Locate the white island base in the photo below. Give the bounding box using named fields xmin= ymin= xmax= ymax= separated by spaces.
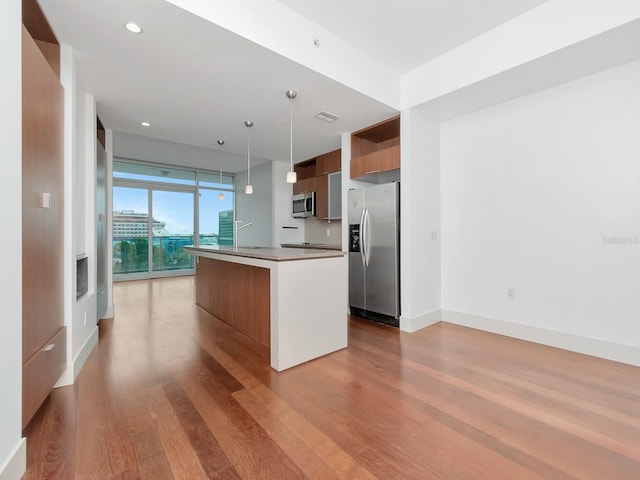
xmin=185 ymin=246 xmax=348 ymax=371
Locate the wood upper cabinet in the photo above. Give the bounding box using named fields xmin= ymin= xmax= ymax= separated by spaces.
xmin=292 ymin=176 xmax=314 ymax=195
xmin=292 ymin=149 xmax=341 ymax=219
xmin=292 ymin=158 xmax=316 ymax=195
xmin=351 ymin=116 xmax=400 ymax=180
xmin=315 ymin=149 xmax=341 ymax=175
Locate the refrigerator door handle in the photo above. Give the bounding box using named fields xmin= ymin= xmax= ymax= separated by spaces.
xmin=359 ymin=208 xmax=366 ymax=267
xmin=364 ymin=208 xmax=371 ymax=266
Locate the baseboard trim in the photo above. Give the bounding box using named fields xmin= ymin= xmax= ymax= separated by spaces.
xmin=442 ymin=309 xmax=640 ymax=367
xmin=73 ymin=325 xmax=99 ymax=381
xmin=55 ymin=325 xmax=99 ymax=387
xmin=400 ymin=309 xmax=442 ymax=333
xmin=0 ymin=437 xmax=26 ymax=480
xmin=102 ymin=304 xmax=114 ymax=320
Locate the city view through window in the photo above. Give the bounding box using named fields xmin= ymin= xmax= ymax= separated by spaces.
xmin=112 ymin=161 xmax=234 ymax=278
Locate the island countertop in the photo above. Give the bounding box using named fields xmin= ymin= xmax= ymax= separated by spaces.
xmin=185 ymin=244 xmax=348 ymax=372
xmin=184 ymin=245 xmax=345 ymax=262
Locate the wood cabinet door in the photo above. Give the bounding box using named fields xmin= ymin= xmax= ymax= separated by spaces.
xmin=22 ymin=326 xmax=66 ymax=428
xmin=350 ymin=155 xmax=369 ymax=179
xmin=316 ymin=149 xmax=341 ymax=175
xmin=315 ymin=175 xmax=329 ymax=219
xmin=22 ymin=27 xmax=64 ymax=363
xmin=350 ymin=143 xmax=400 ymax=179
xmin=292 ymin=177 xmax=312 ymax=195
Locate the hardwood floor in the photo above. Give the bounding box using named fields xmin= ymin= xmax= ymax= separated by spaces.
xmin=23 ymin=276 xmax=640 ymax=479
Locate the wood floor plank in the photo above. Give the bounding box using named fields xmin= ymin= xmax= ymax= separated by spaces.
xmin=162 ymin=380 xmax=240 ymax=479
xmin=351 ymin=337 xmax=640 ymax=458
xmin=196 ymin=346 xmax=245 ymax=393
xmin=22 ymin=277 xmax=640 ymax=480
xmin=194 ymin=344 xmax=379 ymax=480
xmin=417 ymin=341 xmax=640 ymax=432
xmin=312 ymin=355 xmax=559 ymax=480
xmin=315 ymin=348 xmax=578 ymax=480
xmin=232 ymin=388 xmax=341 ymax=479
xmin=183 ymin=362 xmax=308 ymax=480
xmin=130 ymin=428 xmax=175 ymax=480
xmin=345 ymin=331 xmax=639 ymax=479
xmin=141 ymin=383 xmax=210 ymax=480
xmin=432 ymin=323 xmax=640 ymax=403
xmin=73 ymin=347 xmax=121 ymax=479
xmin=22 ymin=387 xmax=77 ymax=480
xmin=110 ymin=466 xmax=142 ymax=479
xmin=178 ymin=372 xmax=289 ymax=480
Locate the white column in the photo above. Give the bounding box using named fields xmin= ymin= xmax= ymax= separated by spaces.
xmin=399 ymin=107 xmax=442 ymax=332
xmin=0 ymin=0 xmax=27 ymax=477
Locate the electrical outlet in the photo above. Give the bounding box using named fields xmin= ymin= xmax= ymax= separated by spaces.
xmin=83 ymin=311 xmax=87 ymax=326
xmin=326 ymin=228 xmax=331 ymax=237
xmin=431 ymin=231 xmax=438 ymax=242
xmin=507 ymin=288 xmax=515 ymax=300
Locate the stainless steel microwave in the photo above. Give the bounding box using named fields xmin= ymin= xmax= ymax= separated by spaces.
xmin=292 ymin=192 xmax=316 ymax=218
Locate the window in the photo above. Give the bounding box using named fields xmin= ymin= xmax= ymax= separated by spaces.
xmin=112 ymin=159 xmax=235 ymax=280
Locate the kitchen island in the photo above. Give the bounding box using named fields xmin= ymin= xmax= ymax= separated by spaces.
xmin=184 ymin=246 xmax=348 ymax=371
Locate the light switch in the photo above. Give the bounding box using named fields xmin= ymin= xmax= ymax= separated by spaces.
xmin=41 ymin=192 xmax=51 ymax=208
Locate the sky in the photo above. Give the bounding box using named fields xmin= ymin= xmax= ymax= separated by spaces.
xmin=113 ymin=186 xmax=234 ymax=235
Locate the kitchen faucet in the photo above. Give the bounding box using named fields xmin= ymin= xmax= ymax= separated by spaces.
xmin=234 ymin=220 xmax=252 ymax=250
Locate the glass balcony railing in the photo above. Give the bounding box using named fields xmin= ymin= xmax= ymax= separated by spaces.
xmin=113 ymin=237 xmax=149 ymax=275
xmin=152 ymin=235 xmax=195 ymax=272
xmin=113 ymin=235 xmax=198 ymax=275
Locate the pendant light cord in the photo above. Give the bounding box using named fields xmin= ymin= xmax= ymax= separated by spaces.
xmin=290 ymin=95 xmax=293 ymax=172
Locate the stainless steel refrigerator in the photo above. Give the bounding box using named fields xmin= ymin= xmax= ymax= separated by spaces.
xmin=348 ymin=182 xmax=400 ymax=326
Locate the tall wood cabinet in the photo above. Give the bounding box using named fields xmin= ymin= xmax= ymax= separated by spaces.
xmin=21 ymin=0 xmax=66 ymax=429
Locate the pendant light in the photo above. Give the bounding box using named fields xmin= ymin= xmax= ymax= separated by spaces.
xmin=286 ymin=90 xmax=297 ymax=183
xmin=216 ymin=140 xmax=225 ymax=200
xmin=244 ymin=120 xmax=254 ymax=195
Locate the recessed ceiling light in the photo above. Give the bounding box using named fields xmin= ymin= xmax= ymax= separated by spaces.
xmin=125 ymin=22 xmax=143 ymax=34
xmin=141 ymin=122 xmax=150 ymax=127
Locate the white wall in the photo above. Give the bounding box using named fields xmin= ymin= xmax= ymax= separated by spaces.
xmin=236 ymin=162 xmax=274 ymax=246
xmin=400 ymin=108 xmax=442 ymax=332
xmin=0 ymin=0 xmax=26 ymax=478
xmin=71 ymin=91 xmax=99 ymax=376
xmin=441 ymin=60 xmax=640 ymax=363
xmin=272 ymin=161 xmax=305 ymax=246
xmin=57 ymin=48 xmax=100 ymax=386
xmin=114 ymin=131 xmax=250 ymax=173
xmin=304 ymin=219 xmax=341 ymax=246
xmin=401 ymin=0 xmax=640 ymax=109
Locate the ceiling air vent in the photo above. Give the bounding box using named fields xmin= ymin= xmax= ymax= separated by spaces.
xmin=314 ymin=111 xmax=341 ymax=123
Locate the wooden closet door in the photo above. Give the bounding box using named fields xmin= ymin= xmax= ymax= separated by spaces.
xmin=21 ymin=25 xmax=65 ymax=428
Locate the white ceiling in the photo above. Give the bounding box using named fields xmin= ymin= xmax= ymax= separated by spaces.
xmin=277 ymin=0 xmax=549 ymax=73
xmin=38 ymin=0 xmax=548 ymax=172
